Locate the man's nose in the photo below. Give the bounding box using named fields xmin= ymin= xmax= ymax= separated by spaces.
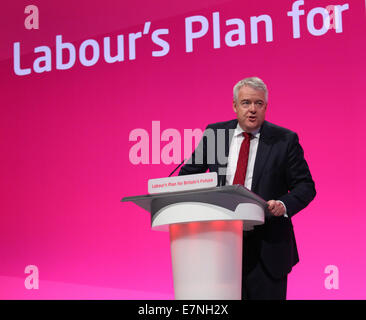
xmin=249 ymin=104 xmax=256 ymax=112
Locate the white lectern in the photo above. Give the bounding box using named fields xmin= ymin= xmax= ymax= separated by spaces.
xmin=122 ymin=184 xmax=267 ymax=300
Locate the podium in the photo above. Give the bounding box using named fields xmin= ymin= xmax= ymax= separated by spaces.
xmin=122 ymin=184 xmax=267 ymax=300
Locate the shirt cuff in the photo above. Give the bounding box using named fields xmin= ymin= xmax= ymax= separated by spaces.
xmin=277 ymin=200 xmax=288 ymax=218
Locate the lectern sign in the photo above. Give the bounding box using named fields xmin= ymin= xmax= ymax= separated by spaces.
xmin=148 ymin=172 xmax=217 ymax=194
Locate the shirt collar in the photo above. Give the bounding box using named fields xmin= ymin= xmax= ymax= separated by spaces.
xmin=234 ymin=123 xmax=261 ymax=138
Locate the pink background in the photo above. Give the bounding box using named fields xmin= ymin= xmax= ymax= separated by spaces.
xmin=1 ymin=0 xmax=365 ymax=299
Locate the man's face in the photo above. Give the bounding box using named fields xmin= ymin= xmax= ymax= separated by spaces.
xmin=233 ymin=85 xmax=267 ymax=133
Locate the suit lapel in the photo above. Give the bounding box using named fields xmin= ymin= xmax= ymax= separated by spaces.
xmin=224 ymin=120 xmax=237 ymax=158
xmin=251 ymin=121 xmax=275 ymax=193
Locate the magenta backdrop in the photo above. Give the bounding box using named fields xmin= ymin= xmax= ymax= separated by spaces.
xmin=1 ymin=0 xmax=365 ymax=299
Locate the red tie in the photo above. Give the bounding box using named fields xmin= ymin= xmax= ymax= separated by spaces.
xmin=233 ymin=132 xmax=252 ymax=185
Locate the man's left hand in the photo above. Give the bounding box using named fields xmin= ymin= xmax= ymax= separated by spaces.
xmin=267 ymin=200 xmax=286 ymax=216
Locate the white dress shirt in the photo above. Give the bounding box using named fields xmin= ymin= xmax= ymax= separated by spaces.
xmin=225 ymin=123 xmax=287 ymax=217
xmin=226 ymin=124 xmax=260 ymax=188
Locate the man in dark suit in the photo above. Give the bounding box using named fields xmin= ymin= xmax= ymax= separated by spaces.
xmin=178 ymin=77 xmax=316 ymax=300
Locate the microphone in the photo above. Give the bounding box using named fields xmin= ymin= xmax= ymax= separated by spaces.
xmin=168 ymin=159 xmax=186 ymax=177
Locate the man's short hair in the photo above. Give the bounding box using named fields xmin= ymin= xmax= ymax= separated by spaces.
xmin=233 ymin=77 xmax=268 ymax=103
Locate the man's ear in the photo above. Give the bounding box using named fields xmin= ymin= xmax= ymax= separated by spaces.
xmin=232 ymin=100 xmax=237 ymax=113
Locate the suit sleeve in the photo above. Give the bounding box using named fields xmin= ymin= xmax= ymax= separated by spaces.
xmin=179 ymin=126 xmax=209 ymax=176
xmin=278 ymin=133 xmax=316 ymax=217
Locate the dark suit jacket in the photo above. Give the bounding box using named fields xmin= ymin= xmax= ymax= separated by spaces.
xmin=179 ymin=119 xmax=316 ymax=279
